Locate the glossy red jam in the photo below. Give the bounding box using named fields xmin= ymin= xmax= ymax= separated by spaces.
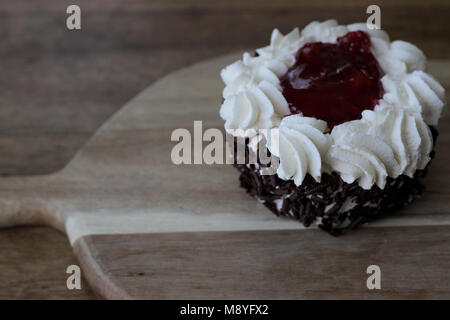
xmin=280 ymin=31 xmax=384 ymax=129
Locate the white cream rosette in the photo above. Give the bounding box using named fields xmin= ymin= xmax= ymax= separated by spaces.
xmin=326 ymin=104 xmax=433 ymax=189
xmin=219 ymin=20 xmax=445 ymax=189
xmin=267 ymin=115 xmax=331 ymax=185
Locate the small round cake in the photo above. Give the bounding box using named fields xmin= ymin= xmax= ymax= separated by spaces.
xmin=219 ymin=20 xmax=446 ymax=235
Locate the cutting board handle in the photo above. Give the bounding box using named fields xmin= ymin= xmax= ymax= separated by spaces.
xmin=0 ymin=175 xmax=61 ymax=230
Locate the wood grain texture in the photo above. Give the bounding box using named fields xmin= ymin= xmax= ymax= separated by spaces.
xmin=74 ymin=227 xmax=450 ymax=299
xmin=0 ymin=226 xmax=95 ymax=299
xmin=1 ymin=0 xmax=449 ymax=299
xmin=1 ymin=0 xmax=449 ymax=175
xmin=0 ymin=54 xmax=449 ymax=231
xmin=0 ymin=53 xmax=300 ymax=233
xmin=0 ymin=54 xmax=449 ymax=299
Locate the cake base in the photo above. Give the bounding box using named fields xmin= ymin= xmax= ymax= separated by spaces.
xmin=234 ymin=128 xmax=437 ymax=235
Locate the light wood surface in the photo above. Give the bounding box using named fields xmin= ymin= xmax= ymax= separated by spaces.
xmin=1 ymin=0 xmax=449 ymax=299
xmin=0 ymin=226 xmax=95 ymax=299
xmin=75 ymin=226 xmax=450 ymax=299
xmin=0 ymin=54 xmax=449 ymax=299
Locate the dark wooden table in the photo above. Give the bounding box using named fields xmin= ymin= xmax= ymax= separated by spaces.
xmin=1 ymin=0 xmax=449 ymax=299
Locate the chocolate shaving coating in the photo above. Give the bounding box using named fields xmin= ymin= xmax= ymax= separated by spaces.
xmin=233 ymin=127 xmax=438 ymax=236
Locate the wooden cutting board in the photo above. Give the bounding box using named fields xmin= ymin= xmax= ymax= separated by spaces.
xmin=1 ymin=53 xmax=449 ymax=299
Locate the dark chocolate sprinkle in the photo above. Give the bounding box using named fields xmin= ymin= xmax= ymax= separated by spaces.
xmin=232 ymin=128 xmax=437 ymax=235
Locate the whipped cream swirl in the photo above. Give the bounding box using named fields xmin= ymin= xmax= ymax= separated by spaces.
xmin=219 ymin=20 xmax=445 ymax=188
xmin=326 ymin=104 xmax=433 ymax=189
xmin=267 ymin=115 xmax=331 ymax=184
xmin=220 ymin=80 xmax=289 ymax=136
xmin=347 ymin=22 xmax=445 ymax=125
xmin=301 ymin=20 xmax=349 ymax=43
xmin=256 ymin=28 xmax=304 ymax=66
xmin=221 ymin=53 xmax=287 ymax=99
xmin=382 ymin=71 xmax=445 ymax=126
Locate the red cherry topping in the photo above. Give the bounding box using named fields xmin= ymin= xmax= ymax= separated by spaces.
xmin=281 ymin=31 xmax=384 ymax=129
